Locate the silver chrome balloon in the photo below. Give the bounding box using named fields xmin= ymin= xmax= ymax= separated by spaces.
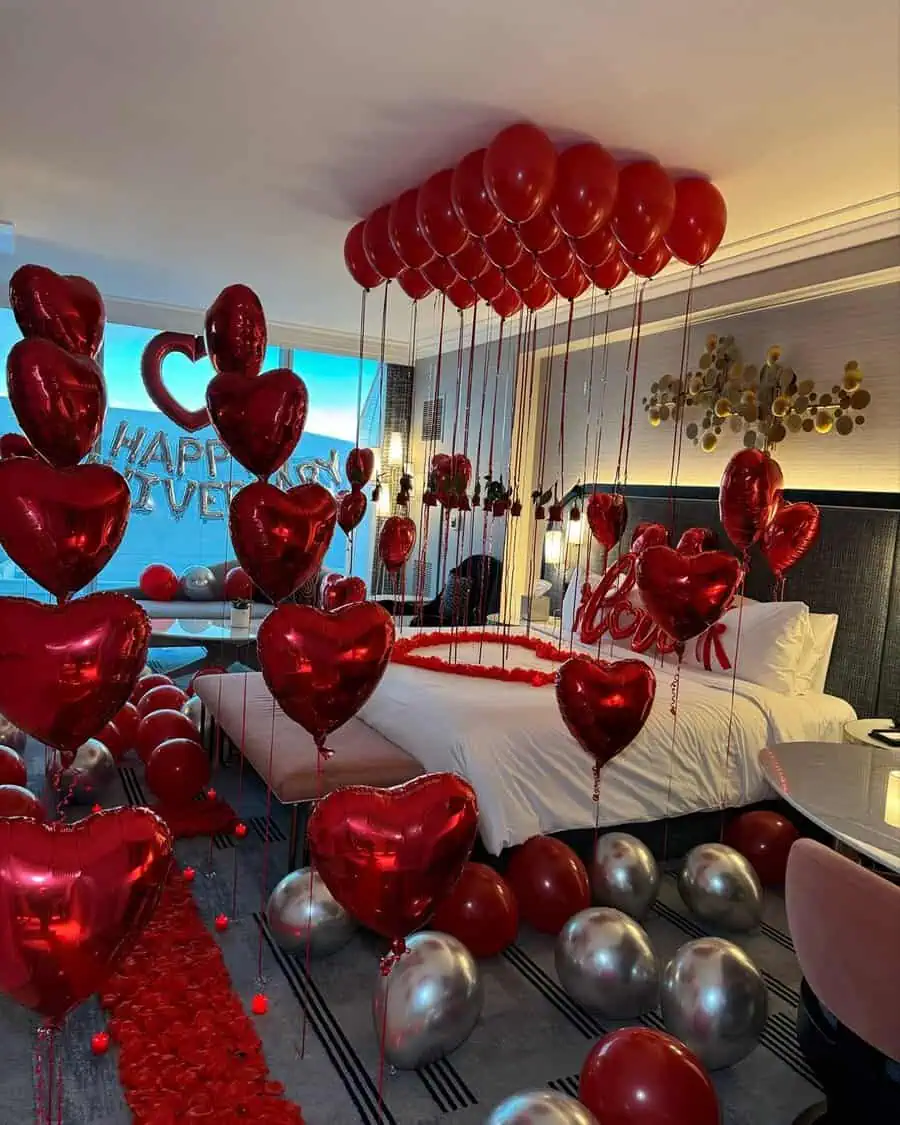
xmin=53 ymin=739 xmax=116 ymax=805
xmin=591 ymin=832 xmax=660 ymax=920
xmin=266 ymin=868 xmax=357 ymax=958
xmin=555 ymin=907 xmax=659 ymax=1018
xmin=372 ymin=931 xmax=483 ymax=1069
xmin=181 ymin=564 xmax=217 ymax=601
xmin=181 ymin=695 xmax=203 ymax=731
xmin=0 ymin=714 xmax=27 ymax=754
xmin=678 ymin=843 xmax=763 ymax=931
xmin=661 ymin=936 xmax=768 ymax=1069
xmin=485 ymin=1090 xmax=599 ymax=1125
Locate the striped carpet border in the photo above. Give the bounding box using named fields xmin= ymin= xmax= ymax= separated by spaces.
xmin=547 ymin=1074 xmax=580 ymax=1098
xmin=502 ymin=945 xmax=607 ymax=1040
xmin=655 ymin=885 xmax=795 ymax=953
xmin=214 ymin=814 xmax=287 ymax=851
xmin=416 ymin=1056 xmax=478 ymax=1113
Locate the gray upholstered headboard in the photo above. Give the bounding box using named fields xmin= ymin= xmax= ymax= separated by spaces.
xmin=566 ymin=485 xmax=900 ymax=719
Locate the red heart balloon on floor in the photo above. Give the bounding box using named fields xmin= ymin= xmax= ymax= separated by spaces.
xmin=337 ymin=488 xmax=367 ymax=534
xmin=230 ymin=481 xmax=336 ymax=603
xmin=321 ymin=576 xmax=367 ymax=611
xmin=556 ymin=654 xmax=656 ymax=769
xmin=676 ymin=526 xmax=718 ymax=555
xmin=207 ymin=368 xmax=308 ymax=479
xmin=308 ymin=773 xmax=478 ymax=942
xmin=587 ymin=492 xmax=628 ymax=550
xmin=719 ymin=448 xmax=783 ymax=550
xmin=631 ymin=521 xmax=669 ymax=555
xmin=346 ymin=447 xmax=375 ymax=487
xmin=7 ymin=338 xmax=107 ymax=467
xmin=378 ymin=515 xmax=416 ymax=573
xmin=0 ymin=433 xmax=38 ymax=460
xmin=258 ymin=601 xmax=395 ymax=746
xmin=761 ymin=498 xmax=820 ymax=578
xmin=0 ymin=593 xmax=150 ymax=750
xmin=9 ymin=264 xmax=106 ymax=358
xmin=636 ymin=545 xmax=742 ymax=644
xmin=0 ymin=808 xmax=172 ymax=1021
xmin=204 ymin=284 xmax=267 ymax=378
xmin=0 ymin=459 xmax=130 ymax=599
xmin=140 ymin=331 xmax=210 ymax=432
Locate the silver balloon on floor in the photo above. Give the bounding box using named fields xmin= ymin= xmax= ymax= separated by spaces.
xmin=181 ymin=564 xmax=217 ymax=600
xmin=267 ymin=868 xmax=357 ymax=957
xmin=373 ymin=931 xmax=483 ymax=1069
xmin=0 ymin=714 xmax=26 ymax=754
xmin=182 ymin=695 xmax=203 ymax=731
xmin=677 ymin=843 xmax=763 ymax=931
xmin=661 ymin=936 xmax=768 ymax=1069
xmin=52 ymin=739 xmax=116 ymax=805
xmin=485 ymin=1090 xmax=599 ymax=1125
xmin=591 ymin=832 xmax=660 ymax=920
xmin=555 ymin=907 xmax=659 ymax=1019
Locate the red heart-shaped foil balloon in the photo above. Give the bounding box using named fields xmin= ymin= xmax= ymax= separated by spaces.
xmin=0 ymin=459 xmax=130 ymax=599
xmin=229 ymin=481 xmax=337 ymax=603
xmin=346 ymin=447 xmax=375 ymax=487
xmin=631 ymin=521 xmax=670 ymax=555
xmin=676 ymin=526 xmax=718 ymax=555
xmin=258 ymin=601 xmax=395 ymax=746
xmin=636 ymin=545 xmax=742 ymax=644
xmin=204 ymin=284 xmax=267 ymax=378
xmin=337 ymin=488 xmax=367 ymax=534
xmin=321 ymin=575 xmax=367 ymax=611
xmin=587 ymin=492 xmax=628 ymax=550
xmin=0 ymin=433 xmax=38 ymax=460
xmin=140 ymin=331 xmax=210 ymax=432
xmin=719 ymin=448 xmax=783 ymax=551
xmin=308 ymin=773 xmax=478 ymax=942
xmin=0 ymin=808 xmax=172 ymax=1021
xmin=9 ymin=264 xmax=106 ymax=358
xmin=761 ymin=498 xmax=820 ymax=578
xmin=0 ymin=593 xmax=150 ymax=750
xmin=207 ymin=368 xmax=308 ymax=479
xmin=431 ymin=453 xmax=472 ymax=502
xmin=7 ymin=338 xmax=107 ymax=467
xmin=378 ymin=515 xmax=417 ymax=573
xmin=556 ymin=654 xmax=656 ymax=769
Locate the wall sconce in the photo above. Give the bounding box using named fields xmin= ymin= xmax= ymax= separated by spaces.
xmin=566 ymin=514 xmax=584 ymax=544
xmin=388 ymin=431 xmax=404 ymax=467
xmin=885 ymin=770 xmax=900 ymax=829
xmin=372 ymin=449 xmax=382 ymax=478
xmin=377 ymin=482 xmax=392 ymax=517
xmin=544 ymin=526 xmax=563 ymax=566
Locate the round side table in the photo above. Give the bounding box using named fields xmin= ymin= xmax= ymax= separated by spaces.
xmin=843 ymin=718 xmax=896 ymax=748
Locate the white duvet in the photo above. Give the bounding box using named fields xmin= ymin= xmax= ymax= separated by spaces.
xmin=359 ymin=627 xmax=855 ymax=854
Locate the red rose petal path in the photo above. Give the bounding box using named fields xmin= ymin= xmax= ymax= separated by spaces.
xmin=391 ymin=629 xmax=571 ymax=686
xmin=102 ymin=870 xmax=304 ymax=1125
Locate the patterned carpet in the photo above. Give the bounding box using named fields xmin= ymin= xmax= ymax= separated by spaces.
xmin=0 ymin=742 xmax=822 ymax=1125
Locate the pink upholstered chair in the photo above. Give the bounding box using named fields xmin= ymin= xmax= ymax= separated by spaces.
xmin=785 ymin=839 xmax=900 ymax=1123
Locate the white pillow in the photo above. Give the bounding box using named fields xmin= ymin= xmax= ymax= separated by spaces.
xmin=796 ymin=612 xmax=839 ymax=694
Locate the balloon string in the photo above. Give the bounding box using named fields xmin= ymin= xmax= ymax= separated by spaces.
xmin=720 ymin=562 xmax=748 ymax=815
xmin=620 ymin=285 xmax=645 ymax=490
xmin=376 ymin=966 xmax=393 ymax=1122
xmin=486 ymin=318 xmax=505 ymax=481
xmin=256 ymin=695 xmax=279 ymax=981
xmin=662 ymin=652 xmax=683 ymax=863
xmin=299 ymin=748 xmax=325 ymax=1059
xmin=613 ymin=281 xmax=640 ymax=491
xmin=413 ymin=295 xmax=445 ymax=622
xmin=558 ymin=299 xmax=575 ymax=495
xmin=668 ymin=270 xmax=695 ymax=528
xmin=592 ymin=763 xmax=602 ymax=853
xmin=34 ymin=1026 xmax=48 ymax=1125
xmin=230 ymin=670 xmax=250 ymax=919
xmin=349 ymin=289 xmax=368 ymax=577
xmin=448 ymin=311 xmax=466 ymax=464
xmin=55 ymin=1027 xmax=62 ymax=1125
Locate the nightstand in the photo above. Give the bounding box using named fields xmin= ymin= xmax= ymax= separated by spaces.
xmin=843 ymin=718 xmax=896 ymax=748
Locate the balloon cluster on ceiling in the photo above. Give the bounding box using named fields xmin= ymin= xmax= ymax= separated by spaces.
xmin=344 ymin=122 xmax=727 ymax=315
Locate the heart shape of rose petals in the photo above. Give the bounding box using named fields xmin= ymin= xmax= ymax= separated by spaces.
xmin=9 ymin=264 xmax=106 ymax=358
xmin=141 ymin=331 xmax=210 ymax=432
xmin=0 ymin=593 xmax=150 ymax=750
xmin=719 ymin=448 xmax=783 ymax=551
xmin=321 ymin=575 xmax=367 ymax=611
xmin=0 ymin=459 xmax=130 ymax=598
xmin=337 ymin=488 xmax=367 ymax=534
xmin=229 ymin=481 xmax=337 ymax=603
xmin=556 ymin=654 xmax=656 ymax=769
xmin=761 ymin=498 xmax=820 ymax=578
xmin=308 ymin=773 xmax=478 ymax=942
xmin=204 ymin=284 xmax=267 ymax=378
xmin=258 ymin=601 xmax=395 ymax=745
xmin=346 ymin=447 xmax=375 ymax=487
xmin=636 ymin=545 xmax=743 ymax=644
xmin=587 ymin=491 xmax=628 ymax=550
xmin=378 ymin=515 xmax=417 ymax=572
xmin=0 ymin=809 xmax=172 ymax=1021
xmin=676 ymin=526 xmax=718 ymax=555
xmin=7 ymin=338 xmax=107 ymax=467
xmin=206 ymin=368 xmax=308 ymax=479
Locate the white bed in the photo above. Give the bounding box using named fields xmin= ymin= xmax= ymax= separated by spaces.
xmin=358 ymin=626 xmax=855 ymax=854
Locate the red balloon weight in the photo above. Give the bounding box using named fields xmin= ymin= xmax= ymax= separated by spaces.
xmin=0 ymin=459 xmax=129 ymax=599
xmin=97 ymin=721 xmax=126 ymax=762
xmin=137 ymin=684 xmax=189 ymax=721
xmin=0 ymin=594 xmax=149 ymax=752
xmin=632 ymin=521 xmax=669 ymax=554
xmin=472 ymin=263 xmax=506 ymax=303
xmin=9 ymin=264 xmax=105 ymax=358
xmin=451 ymin=150 xmax=503 ymax=238
xmin=611 ymin=161 xmax=677 ymax=257
xmin=140 ymin=330 xmax=210 ymax=432
xmin=587 ymin=491 xmax=628 ymax=550
xmin=483 ymin=224 xmax=525 ymax=270
xmin=230 ymin=480 xmax=337 ymax=604
xmin=363 ymin=205 xmax=404 ymax=280
xmin=556 ymin=655 xmax=656 ymax=769
xmin=538 ymin=239 xmax=576 ymax=282
xmin=621 ymin=238 xmax=672 ymax=279
xmin=130 ymin=673 xmax=173 ymax=704
xmin=113 ymin=702 xmax=141 ymax=749
xmin=551 ymin=143 xmax=618 ymax=239
xmin=344 ymin=221 xmax=383 ymax=289
xmin=0 ymin=433 xmax=38 ymax=460
xmin=204 ymin=284 xmax=267 ymax=379
xmin=665 ymin=178 xmax=727 ymax=266
xmin=388 ymin=189 xmax=435 ymax=270
xmin=554 ymin=262 xmax=590 ymax=301
xmin=724 ymin=810 xmax=799 ymax=886
xmin=379 ymin=515 xmax=417 ymax=572
xmin=718 ymin=448 xmax=783 ymax=550
xmin=586 ymin=255 xmax=630 ymax=292
xmin=258 ymin=602 xmax=395 ymax=746
xmin=0 ymin=745 xmax=27 ymax=787
xmin=146 ymin=738 xmax=211 ymax=805
xmin=450 ymin=240 xmax=490 ymax=283
xmin=447 ymin=277 xmax=477 ymax=310
xmin=484 ymin=123 xmax=557 ymax=224
xmin=308 ymin=772 xmax=478 ymax=942
xmin=491 ymin=285 xmax=523 ymax=320
xmin=396 ymin=268 xmax=434 ymax=301
xmin=636 ymin=545 xmax=743 ymax=643
xmin=337 ymin=488 xmax=368 ymax=534
xmin=677 ymin=527 xmax=718 ymax=555
xmin=0 ymin=784 xmax=44 ymax=821
xmin=207 ymin=368 xmax=308 ymax=480
xmin=506 ymin=836 xmax=589 ymax=934
xmin=6 ymin=338 xmax=106 ymax=468
xmin=224 ymin=565 xmax=254 ymax=601
xmin=417 ymin=170 xmax=470 ymax=259
xmin=761 ymin=499 xmax=820 ymax=578
xmin=520 ymin=275 xmax=555 ymax=310
xmin=346 ymin=447 xmax=375 ymax=487
xmin=136 ymin=709 xmax=201 ymax=766
xmin=580 ymin=1028 xmax=720 ymax=1125
xmin=139 ymin=563 xmax=179 ymax=601
xmin=0 ymin=809 xmax=172 ymax=1020
xmin=321 ymin=575 xmax=367 ymax=611
xmin=430 ymin=862 xmax=519 ymax=957
xmin=422 ymin=256 xmax=458 ymax=293
xmin=518 ymin=209 xmax=562 ymax=254
xmin=504 ymin=253 xmax=540 ymax=294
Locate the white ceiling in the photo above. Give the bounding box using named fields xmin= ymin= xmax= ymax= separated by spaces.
xmin=1 ymin=0 xmax=898 ymax=346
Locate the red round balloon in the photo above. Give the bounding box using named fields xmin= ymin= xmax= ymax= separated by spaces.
xmin=344 ymin=221 xmax=383 ymax=289
xmin=146 ymin=738 xmax=210 ymax=805
xmin=223 ymin=565 xmax=253 ymax=601
xmin=363 ymin=205 xmax=404 ymax=280
xmin=0 ymin=433 xmax=38 ymax=460
xmin=422 ymin=256 xmax=458 ymax=293
xmin=472 ymin=263 xmax=506 ymax=303
xmin=136 ymin=710 xmax=201 ymax=766
xmin=505 ymin=836 xmax=590 ymax=934
xmin=96 ymin=721 xmax=126 ymax=762
xmin=0 ymin=745 xmax=27 ymax=787
xmin=447 ymin=277 xmax=477 ymax=311
xmin=0 ymin=783 xmax=44 ymax=821
xmin=504 ymin=253 xmax=540 ymax=294
xmin=586 ymin=255 xmax=630 ymax=292
xmin=518 ymin=209 xmax=562 ymax=254
xmin=396 ymin=267 xmax=434 ymax=301
xmin=621 ymin=238 xmax=672 ymax=279
xmin=136 ymin=684 xmax=189 ymax=721
xmin=388 ymin=189 xmax=435 ymax=270
xmin=573 ymin=224 xmax=618 ymax=269
xmin=113 ymin=702 xmax=141 ymax=749
xmin=139 ymin=564 xmax=179 ymax=601
xmin=450 ymin=240 xmax=490 ymax=282
xmin=130 ymin=673 xmax=172 ymax=704
xmin=553 ymin=262 xmax=590 ymax=302
xmin=538 ymin=239 xmax=576 ymax=282
xmin=483 ymin=224 xmax=525 ymax=270
xmin=611 ymin=161 xmax=676 ymax=257
xmin=580 ymin=1027 xmax=720 ymax=1125
xmin=551 ymin=143 xmax=618 ymax=239
xmin=491 ymin=285 xmax=523 ymax=320
xmin=719 ymin=448 xmax=783 ymax=551
xmin=417 ymin=170 xmax=470 ymax=259
xmin=430 ymin=862 xmax=519 ymax=957
xmin=451 ymin=150 xmax=503 ymax=238
xmin=520 ymin=275 xmax=555 ymax=310
xmin=665 ymin=178 xmax=727 ymax=266
xmin=724 ymin=810 xmax=799 ymax=886
xmin=484 ymin=123 xmax=557 ymax=224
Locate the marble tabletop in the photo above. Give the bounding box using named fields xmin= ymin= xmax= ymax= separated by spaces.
xmin=149 ymin=617 xmax=261 ymax=645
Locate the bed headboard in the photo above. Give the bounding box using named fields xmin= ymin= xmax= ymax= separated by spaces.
xmin=567 ymin=485 xmax=900 ymax=719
